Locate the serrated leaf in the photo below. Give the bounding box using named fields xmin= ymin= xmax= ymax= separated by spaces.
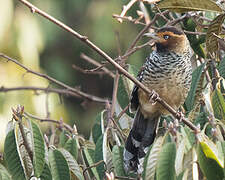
xmin=112 ymin=145 xmax=126 ymax=177
xmin=40 ymin=163 xmax=52 ymax=180
xmin=197 ymin=141 xmax=224 ymax=180
xmin=94 ymin=135 xmax=104 ymax=179
xmin=144 ymin=136 xmax=164 ymax=180
xmin=83 ymin=148 xmax=100 ymax=180
xmin=211 ymin=84 xmax=225 ymax=120
xmin=59 ymin=149 xmax=84 ymax=180
xmin=185 ymin=63 xmax=205 ymax=112
xmin=206 ymin=14 xmax=225 ymax=59
xmin=156 ymin=142 xmax=176 ymax=180
xmin=0 ymin=163 xmax=11 ymax=180
xmin=157 ymin=0 xmax=222 ymax=13
xmin=4 ymin=130 xmax=26 ymax=180
xmin=48 ymin=149 xmax=70 ymax=180
xmin=183 ymin=149 xmax=194 ymax=180
xmin=175 ymin=139 xmax=186 ymax=175
xmin=218 ymin=58 xmax=225 ymax=78
xmin=64 ymin=138 xmax=78 ymax=160
xmin=29 ymin=120 xmax=45 ymax=177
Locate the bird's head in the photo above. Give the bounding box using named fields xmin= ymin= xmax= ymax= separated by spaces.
xmin=145 ymin=26 xmax=190 ymax=54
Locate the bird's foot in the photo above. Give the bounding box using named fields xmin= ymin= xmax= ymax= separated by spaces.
xmin=149 ymin=90 xmax=159 ymax=105
xmin=175 ymin=111 xmax=184 ymax=122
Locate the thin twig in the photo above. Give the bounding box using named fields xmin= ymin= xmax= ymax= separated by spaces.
xmin=72 ymin=64 xmax=108 ymax=76
xmin=83 ymin=160 xmax=104 ymax=178
xmin=24 ymin=112 xmax=73 ymax=133
xmin=17 ymin=0 xmax=199 ymax=133
xmin=80 ymin=53 xmax=115 ymax=78
xmin=0 ymin=53 xmax=108 ymax=104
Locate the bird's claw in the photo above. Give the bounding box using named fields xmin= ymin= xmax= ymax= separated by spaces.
xmin=176 ymin=111 xmax=184 ymax=122
xmin=149 ymin=90 xmax=159 ymax=105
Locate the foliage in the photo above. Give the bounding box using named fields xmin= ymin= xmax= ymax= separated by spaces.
xmin=1 ymin=0 xmax=225 ymax=179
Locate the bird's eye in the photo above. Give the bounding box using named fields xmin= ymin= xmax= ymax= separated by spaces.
xmin=163 ymin=35 xmax=170 ymax=40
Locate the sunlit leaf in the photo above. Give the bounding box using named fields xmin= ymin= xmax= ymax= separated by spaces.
xmin=4 ymin=130 xmax=26 ymax=180
xmin=157 ymin=0 xmax=222 ymax=13
xmin=103 ymin=128 xmax=112 ymax=171
xmin=144 ymin=136 xmax=164 ymax=180
xmin=175 ymin=139 xmax=186 ymax=175
xmin=0 ymin=163 xmax=12 ymax=180
xmin=197 ymin=141 xmax=224 ymax=180
xmin=60 ymin=149 xmax=84 ymax=180
xmin=156 ymin=142 xmax=176 ymax=180
xmin=206 ymin=14 xmax=225 ymax=59
xmin=48 ymin=149 xmax=70 ymax=180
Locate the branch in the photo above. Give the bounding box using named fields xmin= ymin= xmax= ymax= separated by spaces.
xmin=0 ymin=54 xmax=108 ymax=104
xmin=17 ymin=0 xmax=199 ymax=133
xmin=24 ymin=112 xmax=74 ymax=133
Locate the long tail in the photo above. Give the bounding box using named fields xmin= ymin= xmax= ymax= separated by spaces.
xmin=123 ymin=108 xmax=159 ymax=174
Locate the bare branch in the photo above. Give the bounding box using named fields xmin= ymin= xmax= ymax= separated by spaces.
xmin=0 ymin=53 xmax=108 ymax=104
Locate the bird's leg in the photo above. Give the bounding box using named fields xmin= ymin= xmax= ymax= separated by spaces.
xmin=175 ymin=111 xmax=184 ymax=122
xmin=148 ymin=90 xmax=159 ymax=105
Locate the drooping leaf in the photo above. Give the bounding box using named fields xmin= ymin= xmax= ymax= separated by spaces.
xmin=29 ymin=120 xmax=45 ymax=177
xmin=59 ymin=149 xmax=84 ymax=180
xmin=92 ymin=111 xmax=104 ymax=144
xmin=144 ymin=136 xmax=164 ymax=180
xmin=156 ymin=142 xmax=176 ymax=180
xmin=64 ymin=138 xmax=78 ymax=160
xmin=112 ymin=145 xmax=126 ymax=177
xmin=39 ymin=163 xmax=52 ymax=180
xmin=206 ymin=14 xmax=225 ymax=59
xmin=83 ymin=148 xmax=100 ymax=180
xmin=48 ymin=149 xmax=70 ymax=180
xmin=197 ymin=141 xmax=224 ymax=180
xmin=185 ymin=63 xmax=205 ymax=112
xmin=175 ymin=139 xmax=186 ymax=175
xmin=157 ymin=0 xmax=222 ymax=13
xmin=211 ymin=84 xmax=225 ymax=120
xmin=4 ymin=130 xmax=26 ymax=180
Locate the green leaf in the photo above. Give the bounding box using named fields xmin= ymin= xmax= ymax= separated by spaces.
xmin=185 ymin=63 xmax=205 ymax=112
xmin=206 ymin=14 xmax=225 ymax=58
xmin=29 ymin=120 xmax=45 ymax=177
xmin=218 ymin=58 xmax=225 ymax=78
xmin=94 ymin=135 xmax=104 ymax=179
xmin=83 ymin=148 xmax=100 ymax=180
xmin=59 ymin=130 xmax=69 ymax=147
xmin=197 ymin=141 xmax=224 ymax=180
xmin=48 ymin=149 xmax=70 ymax=180
xmin=112 ymin=145 xmax=126 ymax=177
xmin=64 ymin=138 xmax=78 ymax=160
xmin=0 ymin=163 xmax=11 ymax=180
xmin=59 ymin=149 xmax=84 ymax=180
xmin=144 ymin=136 xmax=164 ymax=180
xmin=117 ymin=65 xmax=138 ymax=116
xmin=92 ymin=111 xmax=103 ymax=144
xmin=211 ymin=85 xmax=225 ymax=120
xmin=102 ymin=128 xmax=112 ymax=171
xmin=40 ymin=163 xmax=52 ymax=180
xmin=157 ymin=0 xmax=222 ymax=13
xmin=4 ymin=130 xmax=26 ymax=180
xmin=156 ymin=142 xmax=176 ymax=180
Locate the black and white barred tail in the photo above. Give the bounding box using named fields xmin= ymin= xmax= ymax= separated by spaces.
xmin=123 ymin=108 xmax=159 ymax=174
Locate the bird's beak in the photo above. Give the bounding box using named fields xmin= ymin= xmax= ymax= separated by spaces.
xmin=144 ymin=32 xmax=161 ymax=41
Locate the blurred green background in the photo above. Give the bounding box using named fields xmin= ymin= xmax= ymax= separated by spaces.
xmin=0 ymin=0 xmax=150 ymax=148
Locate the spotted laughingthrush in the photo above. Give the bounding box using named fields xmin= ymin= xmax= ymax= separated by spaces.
xmin=123 ymin=26 xmax=193 ymax=173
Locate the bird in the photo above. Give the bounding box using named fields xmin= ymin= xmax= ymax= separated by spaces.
xmin=123 ymin=26 xmax=193 ymax=174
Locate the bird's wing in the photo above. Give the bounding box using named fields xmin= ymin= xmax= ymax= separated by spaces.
xmin=130 ymin=64 xmax=146 ymax=112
